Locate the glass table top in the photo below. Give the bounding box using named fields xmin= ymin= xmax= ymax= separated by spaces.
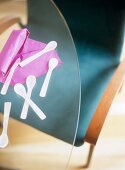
xmin=0 ymin=0 xmax=81 ymax=169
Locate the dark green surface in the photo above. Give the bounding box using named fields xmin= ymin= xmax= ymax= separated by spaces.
xmin=54 ymin=0 xmax=125 ymax=146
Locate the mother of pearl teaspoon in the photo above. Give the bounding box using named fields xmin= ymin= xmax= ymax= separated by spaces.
xmin=40 ymin=58 xmax=58 ymax=97
xmin=19 ymin=41 xmax=57 ymax=67
xmin=0 ymin=102 xmax=11 ymax=148
xmin=20 ymin=75 xmax=36 ymax=119
xmin=14 ymin=83 xmax=46 ymax=120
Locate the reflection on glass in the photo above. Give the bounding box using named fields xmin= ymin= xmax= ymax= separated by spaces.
xmin=0 ymin=0 xmax=80 ymax=169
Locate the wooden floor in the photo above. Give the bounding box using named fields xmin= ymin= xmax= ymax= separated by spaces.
xmin=0 ymin=115 xmax=125 ymax=170
xmin=0 ymin=1 xmax=125 ymax=170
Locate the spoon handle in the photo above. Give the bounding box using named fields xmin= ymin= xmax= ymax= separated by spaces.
xmin=25 ymin=96 xmax=46 ymax=120
xmin=21 ymin=75 xmax=36 ymax=119
xmin=3 ymin=102 xmax=11 ymax=134
xmin=19 ymin=41 xmax=57 ymax=67
xmin=20 ymin=89 xmax=32 ymax=119
xmin=40 ymin=69 xmax=53 ymax=97
xmin=20 ymin=49 xmax=46 ymax=67
xmin=1 ymin=58 xmax=20 ymax=95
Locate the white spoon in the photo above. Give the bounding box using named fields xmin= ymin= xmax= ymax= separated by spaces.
xmin=19 ymin=41 xmax=57 ymax=67
xmin=1 ymin=58 xmax=20 ymax=95
xmin=14 ymin=83 xmax=46 ymax=120
xmin=0 ymin=102 xmax=11 ymax=148
xmin=20 ymin=75 xmax=36 ymax=119
xmin=40 ymin=58 xmax=58 ymax=97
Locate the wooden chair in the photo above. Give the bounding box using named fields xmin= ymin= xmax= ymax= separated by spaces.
xmin=0 ymin=0 xmax=125 ymax=168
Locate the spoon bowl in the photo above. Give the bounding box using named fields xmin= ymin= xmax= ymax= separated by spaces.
xmin=26 ymin=75 xmax=36 ymax=90
xmin=14 ymin=83 xmax=26 ymax=97
xmin=43 ymin=41 xmax=57 ymax=53
xmin=0 ymin=132 xmax=9 ymax=148
xmin=49 ymin=58 xmax=58 ymax=70
xmin=20 ymin=75 xmax=36 ymax=119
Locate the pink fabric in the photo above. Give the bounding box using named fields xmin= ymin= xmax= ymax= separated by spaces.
xmin=0 ymin=29 xmax=62 ymax=85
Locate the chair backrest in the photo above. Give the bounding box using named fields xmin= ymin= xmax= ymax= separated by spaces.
xmin=54 ymin=0 xmax=125 ymax=146
xmin=54 ymin=0 xmax=125 ymax=56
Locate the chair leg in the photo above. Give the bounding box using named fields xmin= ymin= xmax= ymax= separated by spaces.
xmin=0 ymin=114 xmax=3 ymax=127
xmin=83 ymin=144 xmax=95 ymax=168
xmin=0 ymin=121 xmax=2 ymax=127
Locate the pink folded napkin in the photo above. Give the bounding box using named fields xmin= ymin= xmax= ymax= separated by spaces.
xmin=0 ymin=28 xmax=62 ymax=85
